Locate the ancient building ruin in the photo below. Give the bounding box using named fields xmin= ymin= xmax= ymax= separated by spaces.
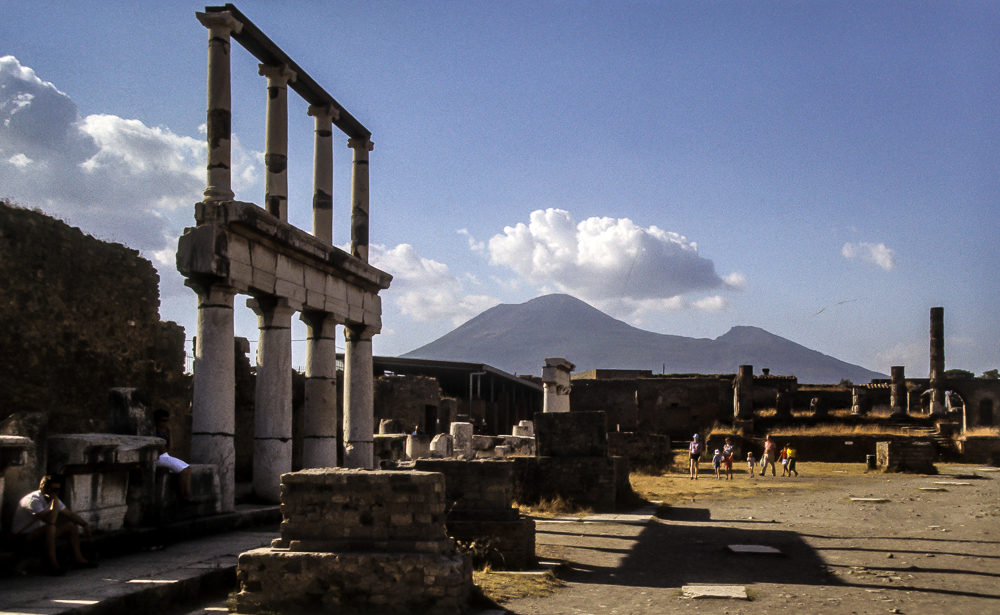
xmin=177 ymin=5 xmax=391 ymax=509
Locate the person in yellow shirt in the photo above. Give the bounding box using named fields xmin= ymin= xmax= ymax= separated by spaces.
xmin=785 ymin=444 xmax=798 ymax=477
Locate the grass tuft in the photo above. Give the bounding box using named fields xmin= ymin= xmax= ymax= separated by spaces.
xmin=473 ymin=567 xmax=565 ymax=604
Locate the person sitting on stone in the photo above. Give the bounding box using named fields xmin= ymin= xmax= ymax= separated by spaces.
xmin=154 ymin=409 xmax=193 ymax=502
xmin=11 ymin=474 xmax=97 ymax=575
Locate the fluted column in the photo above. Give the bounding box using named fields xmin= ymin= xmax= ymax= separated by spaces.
xmin=348 ymin=138 xmax=373 ymax=262
xmin=343 ymin=324 xmax=376 ymax=469
xmin=196 ymin=11 xmax=242 ymax=202
xmin=308 ymin=105 xmax=338 ymax=243
xmin=191 ymin=284 xmax=237 ymax=512
xmin=301 ymin=311 xmax=340 ymax=468
xmin=248 ymin=296 xmax=295 ymax=502
xmin=260 ymin=64 xmax=297 ymax=221
xmin=929 ymin=307 xmax=946 ymax=416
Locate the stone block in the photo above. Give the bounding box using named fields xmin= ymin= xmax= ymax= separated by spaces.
xmin=250 ymin=242 xmax=277 ymax=274
xmin=228 ymin=233 xmax=252 ymax=265
xmin=512 ymin=420 xmax=534 ymax=437
xmin=64 ymin=470 xmax=130 ymax=532
xmin=303 ymin=266 xmax=325 ymax=294
xmin=431 ymin=434 xmax=454 ymax=458
xmin=364 ymin=292 xmax=382 ymax=314
xmin=451 ymin=423 xmax=474 ymax=460
xmin=407 ymin=434 xmax=433 ymax=460
xmin=534 ymin=411 xmax=608 ymax=458
xmin=274 ymin=279 xmax=307 ymax=306
xmin=325 ymin=274 xmax=348 ymax=301
xmin=380 ymin=419 xmax=405 ymax=434
xmin=275 ymin=254 xmax=304 ymax=285
xmin=229 ymin=260 xmax=253 ymax=287
xmin=251 ymin=268 xmax=276 ymax=294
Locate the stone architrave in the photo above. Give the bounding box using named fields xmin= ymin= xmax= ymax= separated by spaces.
xmin=249 ymin=297 xmax=295 ymax=503
xmin=890 ymin=366 xmax=908 ymax=417
xmin=542 ymin=358 xmax=575 ymax=413
xmin=929 ymin=307 xmax=946 ymax=416
xmin=451 ymin=422 xmax=474 ymax=459
xmin=301 ymin=311 xmax=339 ymax=468
xmin=734 ymin=365 xmax=754 ymax=419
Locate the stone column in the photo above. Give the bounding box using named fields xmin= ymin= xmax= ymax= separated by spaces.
xmin=196 ymin=11 xmax=242 ymax=202
xmin=851 ymin=386 xmax=869 ymax=416
xmin=890 ymin=366 xmax=907 ymax=417
xmin=191 ymin=285 xmax=237 ymax=512
xmin=734 ymin=365 xmax=754 ymax=419
xmin=308 ymin=105 xmax=337 ymax=243
xmin=248 ymin=297 xmax=295 ymax=503
xmin=542 ymin=358 xmax=574 ymax=413
xmin=259 ymin=64 xmax=297 ymax=221
xmin=348 ymin=138 xmax=373 ymax=263
xmin=343 ymin=324 xmax=376 ymax=469
xmin=301 ymin=311 xmax=340 ymax=468
xmin=929 ymin=307 xmax=946 ymax=416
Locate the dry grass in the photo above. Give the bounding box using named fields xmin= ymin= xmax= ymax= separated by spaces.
xmin=515 ymin=495 xmax=594 ymax=518
xmin=474 ymin=566 xmax=564 ymax=604
xmin=631 ymin=462 xmax=872 ymax=507
xmin=766 ymin=424 xmax=918 ymax=436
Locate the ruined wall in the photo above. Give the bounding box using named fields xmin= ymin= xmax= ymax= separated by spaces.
xmin=570 ymin=377 xmax=727 ymax=441
xmin=0 ymin=202 xmax=189 ymax=436
xmin=374 ymin=375 xmax=442 ymax=435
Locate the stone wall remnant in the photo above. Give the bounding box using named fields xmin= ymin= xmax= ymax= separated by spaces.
xmin=733 ymin=365 xmax=754 ymax=419
xmin=929 ymin=307 xmax=946 ymax=416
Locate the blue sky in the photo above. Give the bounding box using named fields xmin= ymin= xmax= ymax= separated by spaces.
xmin=2 ymin=1 xmax=997 ymax=377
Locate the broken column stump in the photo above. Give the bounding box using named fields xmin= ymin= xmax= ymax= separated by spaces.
xmin=235 ymin=468 xmax=472 ymax=614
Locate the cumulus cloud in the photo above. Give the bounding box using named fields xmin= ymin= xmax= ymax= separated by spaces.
xmin=369 ymin=243 xmax=500 ymax=326
xmin=0 ymin=56 xmax=263 ymax=301
xmin=487 ymin=208 xmax=741 ymax=311
xmin=842 ymin=241 xmax=897 ymax=271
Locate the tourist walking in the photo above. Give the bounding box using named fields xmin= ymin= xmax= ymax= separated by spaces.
xmin=779 ymin=445 xmax=789 ymax=476
xmin=761 ymin=435 xmax=778 ymax=477
xmin=712 ymin=449 xmax=723 ymax=479
xmin=689 ymin=434 xmax=703 ymax=480
xmin=747 ymin=452 xmax=757 ymax=478
xmin=785 ymin=443 xmax=798 ymax=476
xmin=722 ymin=437 xmax=735 ymax=480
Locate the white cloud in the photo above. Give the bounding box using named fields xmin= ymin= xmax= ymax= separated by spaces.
xmin=0 ymin=56 xmax=263 ymax=303
xmin=369 ymin=243 xmax=500 ymax=326
xmin=457 ymin=228 xmax=485 ymax=252
xmin=842 ymin=241 xmax=897 ymax=271
xmin=487 ymin=208 xmax=738 ymax=314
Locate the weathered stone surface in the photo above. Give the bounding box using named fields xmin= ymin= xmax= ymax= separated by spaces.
xmin=374 ymin=434 xmax=407 ymax=464
xmin=430 ymin=434 xmax=453 ymax=458
xmin=236 ymin=549 xmax=471 ymax=615
xmin=451 ymin=422 xmax=474 ymax=460
xmin=406 ymin=434 xmax=432 ymax=460
xmin=512 ymin=420 xmax=534 ymax=438
xmin=513 ymin=456 xmax=631 ymax=512
xmin=534 ymin=411 xmax=608 ymax=458
xmin=877 ymin=440 xmax=935 ymax=473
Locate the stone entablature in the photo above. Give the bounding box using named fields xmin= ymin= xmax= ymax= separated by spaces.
xmin=178 ymin=201 xmax=388 ymax=326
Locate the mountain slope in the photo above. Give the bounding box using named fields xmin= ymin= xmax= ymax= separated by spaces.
xmin=401 ymin=294 xmax=886 ymax=383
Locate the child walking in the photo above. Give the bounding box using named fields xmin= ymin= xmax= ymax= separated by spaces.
xmin=712 ymin=449 xmax=723 ymax=479
xmin=747 ymin=452 xmax=757 ymax=478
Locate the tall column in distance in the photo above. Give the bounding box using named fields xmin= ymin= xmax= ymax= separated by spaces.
xmin=301 ymin=311 xmax=340 ymax=468
xmin=248 ymin=297 xmax=295 ymax=503
xmin=190 ymin=284 xmax=237 ymax=512
xmin=308 ymin=105 xmax=338 ymax=243
xmin=343 ymin=324 xmax=376 ymax=469
xmin=929 ymin=307 xmax=946 ymax=416
xmin=733 ymin=365 xmax=754 ymax=419
xmin=196 ymin=11 xmax=242 ymax=202
xmin=890 ymin=366 xmax=907 ymax=418
xmin=348 ymin=138 xmax=373 ymax=262
xmin=259 ymin=64 xmax=296 ymax=221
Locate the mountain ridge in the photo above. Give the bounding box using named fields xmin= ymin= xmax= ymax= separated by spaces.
xmin=401 ymin=294 xmax=887 ymax=384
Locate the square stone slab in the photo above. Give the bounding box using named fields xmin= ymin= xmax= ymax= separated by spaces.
xmin=933 ymin=481 xmax=971 ymax=486
xmin=851 ymin=498 xmax=891 ymax=502
xmin=682 ymin=585 xmax=749 ymax=599
xmin=919 ymin=487 xmax=947 ymax=492
xmin=727 ymin=544 xmax=782 ymax=555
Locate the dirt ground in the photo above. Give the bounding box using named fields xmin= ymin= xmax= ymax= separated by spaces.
xmin=503 ymin=463 xmax=1000 ymax=615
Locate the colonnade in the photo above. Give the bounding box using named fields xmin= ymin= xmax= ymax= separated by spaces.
xmin=188 ymin=10 xmax=382 ymax=511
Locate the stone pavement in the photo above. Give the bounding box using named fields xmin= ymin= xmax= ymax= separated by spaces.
xmin=0 ymin=505 xmax=280 ymax=615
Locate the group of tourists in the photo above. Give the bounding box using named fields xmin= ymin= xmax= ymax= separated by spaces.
xmin=688 ymin=434 xmax=798 ymax=480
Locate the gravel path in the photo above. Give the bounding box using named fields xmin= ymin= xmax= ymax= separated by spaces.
xmin=504 ymin=465 xmax=1000 ymax=615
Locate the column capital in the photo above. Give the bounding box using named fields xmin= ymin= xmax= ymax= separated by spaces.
xmin=258 ymin=63 xmax=297 ymax=84
xmin=345 ymin=323 xmax=378 ymax=343
xmin=347 ymin=137 xmax=374 ymax=153
xmin=196 ymin=11 xmax=243 ymax=35
xmin=247 ymin=296 xmax=297 ymax=321
xmin=307 ymin=104 xmax=340 ymax=121
xmin=300 ymin=310 xmax=342 ymax=332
